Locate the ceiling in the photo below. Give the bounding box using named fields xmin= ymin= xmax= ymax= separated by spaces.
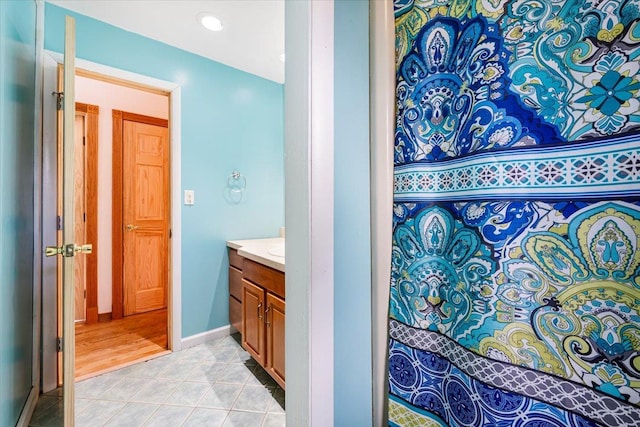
xmin=48 ymin=0 xmax=285 ymax=83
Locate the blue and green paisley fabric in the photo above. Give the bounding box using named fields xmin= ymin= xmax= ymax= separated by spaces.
xmin=389 ymin=1 xmax=640 ymax=426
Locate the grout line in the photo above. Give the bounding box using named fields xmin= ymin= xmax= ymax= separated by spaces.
xmin=226 ymin=373 xmax=246 ymax=412
xmin=140 ymin=402 xmax=172 ymax=427
xmin=176 ymin=406 xmax=197 ymax=427
xmin=134 ymin=402 xmax=158 ymax=427
xmin=96 ymin=402 xmax=125 ymax=427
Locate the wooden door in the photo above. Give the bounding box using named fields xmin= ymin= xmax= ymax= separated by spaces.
xmin=266 ymin=293 xmax=285 ymax=389
xmin=54 ymin=15 xmax=82 ymax=424
xmin=122 ymin=118 xmax=169 ymax=315
xmin=74 ymin=113 xmax=86 ymax=322
xmin=242 ymin=279 xmax=266 ymax=366
xmin=61 ymin=16 xmax=78 ymax=424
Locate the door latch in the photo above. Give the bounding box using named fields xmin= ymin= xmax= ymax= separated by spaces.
xmin=45 ymin=243 xmax=92 ymax=257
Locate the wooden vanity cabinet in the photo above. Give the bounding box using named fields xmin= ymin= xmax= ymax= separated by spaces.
xmin=241 ymin=258 xmax=285 ymax=389
xmin=228 ymin=249 xmax=243 ymax=333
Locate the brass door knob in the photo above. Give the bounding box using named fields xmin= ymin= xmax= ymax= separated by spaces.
xmin=45 ymin=246 xmax=63 ymax=257
xmin=126 ymin=224 xmax=140 ymax=231
xmin=74 ymin=244 xmax=92 ymax=254
xmin=45 ymin=243 xmax=92 ymax=257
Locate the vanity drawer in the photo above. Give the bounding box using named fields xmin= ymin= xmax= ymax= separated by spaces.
xmin=229 ymin=266 xmax=243 ymax=301
xmin=243 ymin=258 xmax=285 ymax=298
xmin=228 ymin=248 xmax=243 ymax=270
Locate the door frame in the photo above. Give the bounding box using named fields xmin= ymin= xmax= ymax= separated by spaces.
xmin=59 ymin=101 xmax=100 ymax=325
xmin=112 ymin=110 xmax=170 ymax=319
xmin=74 ymin=102 xmax=100 ymax=324
xmin=284 ymin=1 xmax=335 ymax=424
xmin=41 ymin=51 xmax=183 ymax=392
xmin=21 ymin=1 xmax=46 ymax=424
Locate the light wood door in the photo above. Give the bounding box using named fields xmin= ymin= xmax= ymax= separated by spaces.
xmin=48 ymin=28 xmax=81 ymax=406
xmin=123 ymin=120 xmax=169 ymax=315
xmin=61 ymin=15 xmax=79 ymax=425
xmin=74 ymin=113 xmax=87 ymax=322
xmin=242 ymin=279 xmax=266 ymax=366
xmin=266 ymin=293 xmax=285 ymax=389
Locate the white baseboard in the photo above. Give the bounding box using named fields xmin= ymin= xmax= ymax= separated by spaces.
xmin=181 ymin=324 xmax=233 ymax=349
xmin=16 ymin=386 xmax=39 ymax=427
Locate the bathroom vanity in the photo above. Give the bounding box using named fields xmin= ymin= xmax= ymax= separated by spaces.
xmin=226 ymin=238 xmax=285 ymax=389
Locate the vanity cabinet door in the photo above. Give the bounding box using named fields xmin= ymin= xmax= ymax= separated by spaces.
xmin=242 ymin=279 xmax=265 ymax=366
xmin=266 ymin=293 xmax=285 ymax=389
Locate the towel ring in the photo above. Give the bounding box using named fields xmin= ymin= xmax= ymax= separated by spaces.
xmin=227 ymin=171 xmax=247 ymax=190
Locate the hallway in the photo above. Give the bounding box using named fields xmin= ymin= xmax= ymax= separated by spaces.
xmin=75 ymin=309 xmax=169 ymax=380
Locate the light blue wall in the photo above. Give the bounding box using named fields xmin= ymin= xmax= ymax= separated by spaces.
xmin=0 ymin=0 xmax=37 ymax=424
xmin=334 ymin=0 xmax=373 ymax=424
xmin=44 ymin=4 xmax=285 ymax=337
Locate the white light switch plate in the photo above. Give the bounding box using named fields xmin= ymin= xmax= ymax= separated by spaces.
xmin=184 ymin=190 xmax=195 ymax=205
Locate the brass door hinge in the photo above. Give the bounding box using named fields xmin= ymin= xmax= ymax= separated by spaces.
xmin=53 ymin=91 xmax=64 ymax=110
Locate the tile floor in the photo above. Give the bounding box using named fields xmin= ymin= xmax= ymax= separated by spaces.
xmin=29 ymin=334 xmax=285 ymax=427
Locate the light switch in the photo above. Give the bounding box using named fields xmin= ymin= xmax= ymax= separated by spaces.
xmin=184 ymin=190 xmax=195 ymax=205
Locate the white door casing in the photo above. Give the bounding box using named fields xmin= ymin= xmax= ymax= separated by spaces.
xmin=40 ymin=51 xmax=182 ymax=397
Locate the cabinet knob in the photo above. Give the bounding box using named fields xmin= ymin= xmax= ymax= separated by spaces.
xmin=257 ymin=302 xmax=263 ymax=320
xmin=265 ymin=305 xmax=271 ymax=326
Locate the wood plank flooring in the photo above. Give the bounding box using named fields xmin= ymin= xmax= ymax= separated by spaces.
xmin=75 ymin=309 xmax=169 ymax=380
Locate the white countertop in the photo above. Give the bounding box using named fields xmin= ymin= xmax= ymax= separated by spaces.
xmin=227 ymin=237 xmax=285 ymax=272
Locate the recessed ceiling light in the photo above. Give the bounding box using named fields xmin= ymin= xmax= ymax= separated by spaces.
xmin=200 ymin=14 xmax=223 ymax=32
xmin=279 ymin=53 xmax=285 ymax=62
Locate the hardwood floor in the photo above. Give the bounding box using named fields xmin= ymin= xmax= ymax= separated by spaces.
xmin=75 ymin=308 xmax=169 ymax=380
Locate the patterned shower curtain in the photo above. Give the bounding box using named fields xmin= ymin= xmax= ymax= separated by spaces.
xmin=387 ymin=1 xmax=640 ymax=426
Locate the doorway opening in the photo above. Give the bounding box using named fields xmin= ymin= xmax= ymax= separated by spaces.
xmin=56 ymin=68 xmax=172 ymax=381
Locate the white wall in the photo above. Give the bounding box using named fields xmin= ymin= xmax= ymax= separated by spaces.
xmin=75 ymin=75 xmax=168 ymax=314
